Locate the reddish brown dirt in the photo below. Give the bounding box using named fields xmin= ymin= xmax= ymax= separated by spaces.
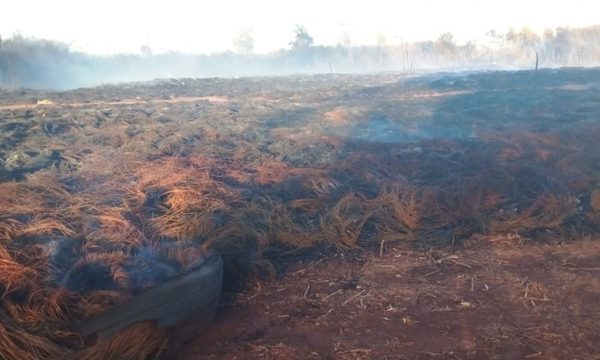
xmin=178 ymin=239 xmax=600 ymax=360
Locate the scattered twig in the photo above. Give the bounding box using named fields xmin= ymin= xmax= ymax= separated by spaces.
xmin=566 ymin=267 xmax=600 ymax=272
xmin=342 ymin=289 xmax=367 ymax=306
xmin=525 ymin=352 xmax=542 ymax=359
xmin=321 ymin=289 xmax=342 ymax=301
xmin=424 ymin=269 xmax=440 ymax=278
xmin=436 ymin=255 xmax=472 ymax=269
xmin=240 ymin=281 xmax=262 ymax=302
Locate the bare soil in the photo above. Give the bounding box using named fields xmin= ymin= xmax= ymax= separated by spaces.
xmin=180 ymin=238 xmax=600 ymax=359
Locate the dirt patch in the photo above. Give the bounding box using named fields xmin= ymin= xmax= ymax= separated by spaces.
xmin=181 ymin=240 xmax=600 ymax=359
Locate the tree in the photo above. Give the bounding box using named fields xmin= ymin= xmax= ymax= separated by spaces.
xmin=486 ymin=29 xmax=505 ymax=48
xmin=375 ymin=33 xmax=388 ymax=65
xmin=376 ymin=33 xmax=387 ymax=49
xmin=435 ymin=32 xmax=456 ymax=57
xmin=140 ymin=44 xmax=152 ymax=56
xmin=437 ymin=32 xmax=456 ymax=47
xmin=507 ymin=27 xmax=541 ymax=50
xmin=552 ymin=27 xmax=573 ymax=64
xmin=233 ymin=30 xmax=254 ymax=55
xmin=289 ymin=25 xmax=314 ymax=49
xmin=339 ymin=31 xmax=352 ymax=48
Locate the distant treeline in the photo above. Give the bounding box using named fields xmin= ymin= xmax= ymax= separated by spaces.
xmin=1 ymin=25 xmax=599 ymax=89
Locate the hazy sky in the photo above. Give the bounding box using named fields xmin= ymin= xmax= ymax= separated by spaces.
xmin=1 ymin=0 xmax=598 ymax=54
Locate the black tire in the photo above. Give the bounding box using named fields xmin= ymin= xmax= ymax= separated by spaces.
xmin=77 ymin=251 xmax=223 ymax=338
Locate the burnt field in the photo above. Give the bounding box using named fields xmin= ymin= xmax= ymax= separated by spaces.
xmin=1 ymin=68 xmax=600 ymax=359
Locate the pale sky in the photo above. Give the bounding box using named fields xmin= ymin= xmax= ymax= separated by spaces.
xmin=1 ymin=0 xmax=598 ymax=54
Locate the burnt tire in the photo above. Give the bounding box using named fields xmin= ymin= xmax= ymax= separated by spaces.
xmin=77 ymin=251 xmax=223 ymax=339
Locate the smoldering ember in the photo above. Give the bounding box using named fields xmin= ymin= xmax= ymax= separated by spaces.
xmin=1 ymin=66 xmax=600 ymax=359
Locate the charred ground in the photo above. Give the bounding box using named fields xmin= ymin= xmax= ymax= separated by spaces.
xmin=1 ymin=68 xmax=600 ymax=359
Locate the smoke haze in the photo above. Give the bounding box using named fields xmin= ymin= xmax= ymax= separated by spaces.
xmin=2 ymin=25 xmax=600 ymax=90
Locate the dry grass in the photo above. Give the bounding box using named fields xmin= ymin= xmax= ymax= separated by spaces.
xmin=1 ymin=72 xmax=600 ymax=358
xmin=0 ymin=258 xmax=41 ymax=296
xmin=321 ymin=193 xmax=373 ymax=249
xmin=490 ymin=194 xmax=579 ymax=233
xmin=0 ymin=315 xmax=66 ymax=360
xmin=17 ymin=217 xmax=76 ymax=238
xmin=74 ymin=322 xmax=167 ymax=360
xmin=377 ymin=182 xmax=423 ymax=231
xmin=86 ymin=209 xmax=148 ymax=250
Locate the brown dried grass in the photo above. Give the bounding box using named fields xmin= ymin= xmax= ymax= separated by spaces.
xmin=0 ymin=258 xmax=41 ymax=297
xmin=376 ymin=182 xmax=422 ymax=231
xmin=79 ymin=290 xmax=131 ymax=319
xmin=320 ymin=193 xmax=373 ymax=249
xmin=74 ymin=321 xmax=167 ymax=360
xmin=85 ymin=209 xmax=148 ymax=250
xmin=17 ymin=218 xmax=76 ymax=239
xmin=2 ymin=75 xmax=600 ymax=359
xmin=489 ymin=194 xmax=579 ymax=233
xmin=0 ymin=314 xmax=66 ymax=360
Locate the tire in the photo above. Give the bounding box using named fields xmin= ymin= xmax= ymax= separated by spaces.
xmin=77 ymin=251 xmax=223 ymax=339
